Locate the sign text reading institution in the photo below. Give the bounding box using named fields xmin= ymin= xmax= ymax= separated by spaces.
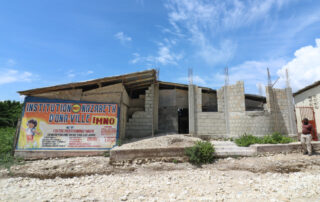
xmin=25 ymin=103 xmax=117 ymax=124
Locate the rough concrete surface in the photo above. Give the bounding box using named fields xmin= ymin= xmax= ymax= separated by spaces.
xmin=117 ymin=134 xmax=201 ymax=150
xmin=1 ymin=153 xmax=320 ymax=201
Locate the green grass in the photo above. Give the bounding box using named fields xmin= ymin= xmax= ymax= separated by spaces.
xmin=0 ymin=127 xmax=24 ymax=169
xmin=235 ymin=132 xmax=294 ymax=147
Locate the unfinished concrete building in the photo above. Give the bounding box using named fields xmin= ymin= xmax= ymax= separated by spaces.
xmin=18 ymin=69 xmax=297 ymax=143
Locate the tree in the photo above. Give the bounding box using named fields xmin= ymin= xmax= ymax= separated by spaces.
xmin=0 ymin=101 xmax=23 ymax=127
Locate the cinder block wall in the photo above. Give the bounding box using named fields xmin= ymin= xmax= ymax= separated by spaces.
xmin=229 ymin=111 xmax=274 ymax=137
xmin=217 ymin=81 xmax=246 ymax=112
xmin=125 ymin=84 xmax=158 ymax=138
xmin=225 ymin=82 xmax=273 ymax=137
xmin=192 ymin=81 xmax=295 ymax=138
xmin=194 ymin=86 xmax=226 ymax=138
xmin=266 ymin=87 xmax=296 ymax=135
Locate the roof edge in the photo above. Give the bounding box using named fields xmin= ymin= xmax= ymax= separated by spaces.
xmin=18 ymin=69 xmax=156 ymax=95
xmin=293 ymin=80 xmax=320 ymax=96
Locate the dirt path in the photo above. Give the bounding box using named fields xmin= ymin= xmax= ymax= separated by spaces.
xmin=1 ymin=153 xmax=320 ymax=201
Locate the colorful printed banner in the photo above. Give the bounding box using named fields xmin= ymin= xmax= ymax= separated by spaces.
xmin=16 ymin=97 xmax=119 ymax=150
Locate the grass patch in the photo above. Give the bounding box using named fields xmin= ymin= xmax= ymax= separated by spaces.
xmin=185 ymin=141 xmax=215 ymax=165
xmin=0 ymin=127 xmax=24 ymax=169
xmin=235 ymin=132 xmax=294 ymax=147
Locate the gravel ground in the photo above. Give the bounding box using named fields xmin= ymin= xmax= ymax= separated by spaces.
xmin=117 ymin=134 xmax=202 ymax=150
xmin=1 ymin=153 xmax=320 ymax=201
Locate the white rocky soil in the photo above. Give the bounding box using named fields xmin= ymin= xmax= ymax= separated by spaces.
xmin=1 ymin=153 xmax=320 ymax=201
xmin=117 ymin=134 xmax=202 ymax=150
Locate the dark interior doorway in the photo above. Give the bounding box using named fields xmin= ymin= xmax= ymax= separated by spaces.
xmin=178 ymin=108 xmax=189 ymax=134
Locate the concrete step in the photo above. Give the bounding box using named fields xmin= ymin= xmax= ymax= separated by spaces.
xmin=215 ymin=148 xmax=255 ymax=152
xmin=215 ymin=150 xmax=255 ymax=157
xmin=211 ymin=141 xmax=256 ymax=154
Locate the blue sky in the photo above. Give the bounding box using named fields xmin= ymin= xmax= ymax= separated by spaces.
xmin=1 ymin=0 xmax=320 ymax=101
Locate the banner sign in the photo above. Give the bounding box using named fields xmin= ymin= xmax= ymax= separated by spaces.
xmin=16 ymin=97 xmax=119 ymax=150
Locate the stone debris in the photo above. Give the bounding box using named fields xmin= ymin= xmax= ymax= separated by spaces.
xmin=1 ymin=153 xmax=320 ymax=201
xmin=0 ymin=169 xmax=9 ymax=178
xmin=116 ymin=134 xmax=202 ymax=150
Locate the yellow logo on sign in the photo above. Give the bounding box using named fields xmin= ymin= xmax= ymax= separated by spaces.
xmin=72 ymin=104 xmax=81 ymax=113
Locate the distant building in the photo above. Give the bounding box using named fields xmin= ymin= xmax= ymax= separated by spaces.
xmin=293 ymin=81 xmax=320 ymax=140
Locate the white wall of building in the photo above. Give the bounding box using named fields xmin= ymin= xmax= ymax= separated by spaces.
xmin=294 ymin=85 xmax=320 ymax=134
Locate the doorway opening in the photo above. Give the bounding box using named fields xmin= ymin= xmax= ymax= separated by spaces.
xmin=297 ymin=107 xmax=318 ymax=141
xmin=178 ymin=108 xmax=189 ymax=134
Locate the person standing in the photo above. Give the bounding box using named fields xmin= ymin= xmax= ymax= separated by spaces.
xmin=301 ymin=118 xmax=314 ymax=156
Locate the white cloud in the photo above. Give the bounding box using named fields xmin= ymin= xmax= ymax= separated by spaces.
xmin=164 ymin=0 xmax=292 ymax=65
xmin=205 ymin=38 xmax=320 ymax=94
xmin=114 ymin=32 xmax=132 ymax=44
xmin=0 ymin=69 xmax=33 ymax=85
xmin=211 ymin=59 xmax=286 ymax=93
xmin=156 ymin=45 xmax=183 ymax=65
xmin=67 ymin=70 xmax=76 ymax=78
xmin=130 ymin=44 xmax=183 ymax=66
xmin=198 ymin=39 xmax=236 ymax=65
xmin=130 ymin=53 xmax=141 ymax=64
xmin=178 ymin=75 xmax=206 ymax=86
xmin=277 ymin=38 xmax=320 ymax=92
xmin=167 ymin=0 xmax=291 ymax=30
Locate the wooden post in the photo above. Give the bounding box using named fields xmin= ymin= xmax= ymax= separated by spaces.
xmin=12 ymin=119 xmax=21 ymax=156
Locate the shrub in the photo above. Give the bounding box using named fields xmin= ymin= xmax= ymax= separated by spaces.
xmin=235 ymin=132 xmax=294 ymax=147
xmin=0 ymin=100 xmax=23 ymax=127
xmin=185 ymin=141 xmax=215 ymax=165
xmin=0 ymin=127 xmax=15 ymax=154
xmin=260 ymin=135 xmax=276 ymax=144
xmin=234 ymin=134 xmax=262 ymax=147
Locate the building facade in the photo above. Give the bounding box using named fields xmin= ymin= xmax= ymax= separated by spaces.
xmin=294 ymin=81 xmax=320 ymax=140
xmin=16 ymin=69 xmax=298 ymax=158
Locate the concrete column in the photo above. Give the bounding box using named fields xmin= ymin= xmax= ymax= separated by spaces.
xmin=153 ymin=83 xmax=159 ymax=132
xmin=266 ymin=86 xmax=276 ymax=132
xmin=286 ymin=87 xmax=298 ymax=135
xmin=195 ymin=87 xmax=202 ymax=113
xmin=223 ymin=85 xmax=230 ymax=135
xmin=188 ymin=84 xmax=195 ymax=135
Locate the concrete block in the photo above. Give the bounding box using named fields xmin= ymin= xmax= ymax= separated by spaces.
xmin=14 ymin=150 xmax=106 ymax=160
xmin=110 ymin=147 xmax=188 ymax=162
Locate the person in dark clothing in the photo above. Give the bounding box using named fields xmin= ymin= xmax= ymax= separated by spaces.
xmin=301 ymin=118 xmax=314 ymax=156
